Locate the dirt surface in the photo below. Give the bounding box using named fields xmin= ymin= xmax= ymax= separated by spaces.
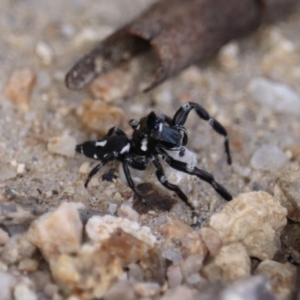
xmin=1 ymin=1 xmax=300 ymax=299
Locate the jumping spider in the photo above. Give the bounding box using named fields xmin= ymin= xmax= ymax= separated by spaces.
xmin=76 ymin=102 xmax=233 ymax=210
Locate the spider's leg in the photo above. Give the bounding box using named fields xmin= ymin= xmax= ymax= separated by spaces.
xmin=172 ymin=102 xmax=232 ymax=165
xmin=176 ymin=125 xmax=188 ymax=146
xmin=84 ymin=152 xmax=116 ymax=188
xmin=158 ymin=148 xmax=232 ymax=201
xmin=122 ymin=156 xmax=145 ymax=198
xmin=151 ymin=155 xmax=194 ymax=210
xmin=104 ymin=126 xmax=126 ymax=138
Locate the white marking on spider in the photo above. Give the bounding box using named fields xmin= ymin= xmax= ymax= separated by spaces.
xmin=120 ymin=143 xmax=130 ymax=154
xmin=141 ymin=138 xmax=148 ymax=151
xmin=80 ymin=146 xmax=84 ymax=154
xmin=125 ymin=157 xmax=133 ymax=163
xmin=212 ymin=181 xmax=218 ymax=188
xmin=208 ymin=118 xmax=214 ymax=126
xmin=160 ymin=175 xmax=167 ymax=183
xmin=130 ymin=120 xmax=139 ymax=129
xmin=158 ymin=123 xmax=163 ymax=133
xmin=95 ymin=140 xmax=107 ymax=147
xmin=186 ymin=161 xmax=195 ymax=172
xmin=182 ymin=103 xmax=191 ymax=111
xmin=93 ymin=154 xmax=98 ymax=159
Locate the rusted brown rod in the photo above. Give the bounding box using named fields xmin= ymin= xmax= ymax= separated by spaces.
xmin=65 ymin=0 xmax=298 ymax=92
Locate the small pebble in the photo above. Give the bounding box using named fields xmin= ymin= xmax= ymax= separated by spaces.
xmin=248 ymin=77 xmax=300 ymax=114
xmin=43 ymin=283 xmax=59 ymax=297
xmin=127 ymin=263 xmax=144 ymax=283
xmin=117 ymin=203 xmax=139 ymax=222
xmin=16 ymin=163 xmax=25 ymax=174
xmin=66 ymin=296 xmax=81 ymax=300
xmin=0 ymin=271 xmax=16 ymax=300
xmin=251 ymin=145 xmax=286 ymax=171
xmin=17 ymin=258 xmax=39 ymax=272
xmin=35 ymin=41 xmax=53 ymax=65
xmin=169 ymin=203 xmax=185 ymax=220
xmin=26 ymin=202 xmax=83 ymax=260
xmin=133 ymin=282 xmax=160 ymax=298
xmin=162 ymin=250 xmax=183 ymax=265
xmin=108 ymin=203 xmax=118 ymax=215
xmin=254 ymin=260 xmax=297 ymax=300
xmin=274 ymin=171 xmax=300 ymax=222
xmin=185 ymin=273 xmax=205 ymax=288
xmin=0 ymin=260 xmax=8 ymax=272
xmin=73 ymin=26 xmax=113 ymax=49
xmin=14 ymin=282 xmax=37 ymax=300
xmin=181 ymin=230 xmax=208 ymax=259
xmin=180 ymin=254 xmax=205 ymax=279
xmin=1 ymin=234 xmax=36 ymax=265
xmin=0 ymin=228 xmax=9 ymax=246
xmin=158 ymin=218 xmax=193 ymax=240
xmin=218 ymin=42 xmax=240 ymax=70
xmin=103 ymin=280 xmax=136 ymax=300
xmin=3 ymin=68 xmax=36 ymax=112
xmin=221 ymin=276 xmax=275 ymax=300
xmin=199 ymin=227 xmax=222 ymax=257
xmin=47 ymin=134 xmax=77 ymax=158
xmin=160 ymin=285 xmax=195 ymax=300
xmin=214 ymin=243 xmax=251 ymax=283
xmin=167 ymin=264 xmax=183 ymax=288
xmin=86 ymin=215 xmax=156 ymax=248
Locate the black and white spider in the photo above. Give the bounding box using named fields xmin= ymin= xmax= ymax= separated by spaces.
xmin=76 ymin=102 xmax=233 ymax=210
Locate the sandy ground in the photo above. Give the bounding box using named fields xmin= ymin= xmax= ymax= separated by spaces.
xmin=0 ymin=0 xmax=300 ymax=299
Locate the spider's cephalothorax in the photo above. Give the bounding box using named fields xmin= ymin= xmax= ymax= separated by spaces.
xmin=76 ymin=102 xmax=233 ymax=210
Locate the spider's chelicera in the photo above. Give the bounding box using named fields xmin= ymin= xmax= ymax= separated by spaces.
xmin=76 ymin=102 xmax=233 ymax=210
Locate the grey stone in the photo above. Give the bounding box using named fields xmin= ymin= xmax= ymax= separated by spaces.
xmin=248 ymin=77 xmax=300 ymax=114
xmin=251 ymin=145 xmax=286 ymax=171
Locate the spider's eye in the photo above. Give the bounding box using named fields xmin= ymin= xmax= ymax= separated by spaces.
xmin=129 ymin=119 xmax=139 ymax=129
xmin=153 ymin=124 xmax=159 ymax=130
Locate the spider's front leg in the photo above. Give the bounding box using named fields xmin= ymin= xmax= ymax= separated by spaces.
xmin=122 ymin=155 xmax=147 ymax=200
xmin=104 ymin=126 xmax=126 ymax=138
xmin=151 ymin=155 xmax=194 ymax=210
xmin=172 ymin=102 xmax=232 ymax=165
xmin=157 ymin=147 xmax=233 ymax=201
xmin=84 ymin=152 xmax=117 ymax=188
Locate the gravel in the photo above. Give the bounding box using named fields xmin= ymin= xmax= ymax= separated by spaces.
xmin=0 ymin=0 xmax=300 ymax=299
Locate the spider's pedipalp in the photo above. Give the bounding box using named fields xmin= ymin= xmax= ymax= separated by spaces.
xmin=129 ymin=119 xmax=139 ymax=129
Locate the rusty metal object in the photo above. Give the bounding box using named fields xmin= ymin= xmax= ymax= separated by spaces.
xmin=258 ymin=0 xmax=297 ymax=23
xmin=65 ymin=0 xmax=298 ymax=92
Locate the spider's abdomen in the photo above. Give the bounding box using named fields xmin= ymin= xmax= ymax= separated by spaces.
xmin=76 ymin=135 xmax=131 ymax=160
